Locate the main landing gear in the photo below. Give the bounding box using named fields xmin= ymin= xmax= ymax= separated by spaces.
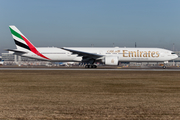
xmin=84 ymin=59 xmax=97 ymax=68
xmin=85 ymin=65 xmax=97 ymax=68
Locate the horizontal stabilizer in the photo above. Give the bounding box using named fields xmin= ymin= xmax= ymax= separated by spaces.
xmin=5 ymin=49 xmax=27 ymax=54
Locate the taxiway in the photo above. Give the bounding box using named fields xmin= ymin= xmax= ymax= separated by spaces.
xmin=0 ymin=67 xmax=180 ymax=71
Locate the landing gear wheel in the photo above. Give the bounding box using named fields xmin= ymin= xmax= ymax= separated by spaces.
xmin=163 ymin=66 xmax=166 ymax=69
xmin=85 ymin=65 xmax=97 ymax=68
xmin=91 ymin=65 xmax=97 ymax=68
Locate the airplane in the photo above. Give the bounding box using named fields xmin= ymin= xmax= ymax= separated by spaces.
xmin=6 ymin=25 xmax=178 ymax=69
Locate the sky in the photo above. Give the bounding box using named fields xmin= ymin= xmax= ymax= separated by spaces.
xmin=1 ymin=0 xmax=180 ymax=54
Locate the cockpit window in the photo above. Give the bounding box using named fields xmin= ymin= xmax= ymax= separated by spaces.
xmin=171 ymin=52 xmax=176 ymax=54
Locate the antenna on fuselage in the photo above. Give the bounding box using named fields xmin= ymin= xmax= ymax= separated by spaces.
xmin=135 ymin=42 xmax=137 ymax=48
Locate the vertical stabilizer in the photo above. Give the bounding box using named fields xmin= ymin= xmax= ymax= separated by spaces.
xmin=9 ymin=26 xmax=50 ymax=60
xmin=9 ymin=26 xmax=33 ymax=51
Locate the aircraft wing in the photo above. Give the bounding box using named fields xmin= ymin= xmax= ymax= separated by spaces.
xmin=62 ymin=47 xmax=103 ymax=59
xmin=5 ymin=49 xmax=27 ymax=54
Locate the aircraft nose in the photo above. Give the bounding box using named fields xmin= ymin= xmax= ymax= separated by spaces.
xmin=175 ymin=54 xmax=178 ymax=59
xmin=173 ymin=54 xmax=178 ymax=59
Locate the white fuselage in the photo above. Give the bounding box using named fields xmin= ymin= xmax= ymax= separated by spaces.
xmin=20 ymin=47 xmax=178 ymax=62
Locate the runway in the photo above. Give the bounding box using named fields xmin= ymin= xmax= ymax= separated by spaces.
xmin=0 ymin=67 xmax=180 ymax=71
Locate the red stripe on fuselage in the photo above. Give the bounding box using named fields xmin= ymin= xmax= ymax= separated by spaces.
xmin=21 ymin=35 xmax=50 ymax=60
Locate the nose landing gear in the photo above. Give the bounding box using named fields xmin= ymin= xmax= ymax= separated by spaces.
xmin=163 ymin=61 xmax=168 ymax=69
xmin=163 ymin=65 xmax=166 ymax=69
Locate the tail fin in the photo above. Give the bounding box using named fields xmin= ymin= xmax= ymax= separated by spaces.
xmin=9 ymin=26 xmax=50 ymax=60
xmin=9 ymin=25 xmax=34 ymax=51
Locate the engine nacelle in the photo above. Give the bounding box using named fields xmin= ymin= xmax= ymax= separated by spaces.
xmin=104 ymin=56 xmax=119 ymax=65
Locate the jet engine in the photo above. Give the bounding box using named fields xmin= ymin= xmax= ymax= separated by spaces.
xmin=104 ymin=56 xmax=119 ymax=65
